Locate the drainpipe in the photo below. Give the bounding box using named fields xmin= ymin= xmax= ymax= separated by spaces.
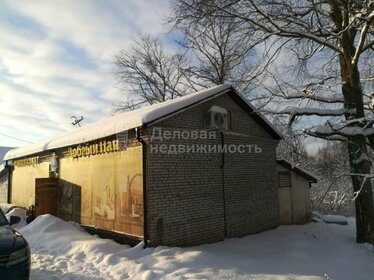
xmin=5 ymin=160 xmax=13 ymax=204
xmin=220 ymin=131 xmax=227 ymax=237
xmin=136 ymin=127 xmax=148 ymax=248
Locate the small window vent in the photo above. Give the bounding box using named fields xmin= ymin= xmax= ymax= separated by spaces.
xmin=278 ymin=172 xmax=291 ymax=188
xmin=206 ymin=106 xmax=228 ymax=130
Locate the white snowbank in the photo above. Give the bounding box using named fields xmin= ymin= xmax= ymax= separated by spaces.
xmin=19 ymin=215 xmax=373 ymax=280
xmin=323 ymin=215 xmax=348 ymax=225
xmin=6 ymin=207 xmax=27 ymax=229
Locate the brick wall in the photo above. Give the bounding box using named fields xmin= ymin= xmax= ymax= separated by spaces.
xmin=143 ymin=91 xmax=279 ymax=246
xmin=145 ymin=135 xmax=224 ymax=246
xmin=223 ymin=134 xmax=279 ymax=237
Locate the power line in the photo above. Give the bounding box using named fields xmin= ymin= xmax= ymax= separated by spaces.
xmin=0 ymin=132 xmax=33 ymax=144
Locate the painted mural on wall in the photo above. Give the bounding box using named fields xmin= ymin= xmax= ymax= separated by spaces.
xmin=117 ymin=172 xmax=143 ymax=235
xmin=122 ymin=173 xmax=143 ymax=218
xmin=113 ymin=147 xmax=144 ymax=236
xmin=94 ymin=183 xmax=116 ymax=220
xmin=10 ymin=142 xmax=143 ymax=236
xmin=59 ymin=145 xmax=144 ymax=236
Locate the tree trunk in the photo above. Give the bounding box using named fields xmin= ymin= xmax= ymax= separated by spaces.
xmin=347 ymin=141 xmax=374 ymax=244
xmin=341 ymin=52 xmax=374 ymax=244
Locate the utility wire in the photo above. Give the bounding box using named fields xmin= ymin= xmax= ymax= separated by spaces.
xmin=0 ymin=132 xmax=33 ymax=144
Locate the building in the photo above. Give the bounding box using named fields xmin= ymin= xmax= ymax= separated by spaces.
xmin=4 ymin=85 xmax=283 ymax=247
xmin=0 ymin=164 xmax=9 ymax=203
xmin=277 ymin=160 xmax=317 ymax=225
xmin=0 ymin=147 xmax=14 ymax=203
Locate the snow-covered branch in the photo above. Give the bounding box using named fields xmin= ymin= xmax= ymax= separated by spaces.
xmin=307 ymin=124 xmax=374 ymax=138
xmin=264 ymin=107 xmax=354 ymax=117
xmin=352 ymin=11 xmax=374 ymax=67
xmin=209 ymin=1 xmax=344 ymax=53
xmin=273 ymin=92 xmax=345 ymax=104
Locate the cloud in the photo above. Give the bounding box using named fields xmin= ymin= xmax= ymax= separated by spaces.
xmin=0 ymin=0 xmax=170 ymax=148
xmin=4 ymin=0 xmax=170 ymax=60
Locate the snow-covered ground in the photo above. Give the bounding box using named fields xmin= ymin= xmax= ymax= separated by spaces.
xmin=18 ymin=215 xmax=373 ymax=280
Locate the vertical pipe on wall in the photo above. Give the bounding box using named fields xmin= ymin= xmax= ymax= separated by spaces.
xmin=136 ymin=127 xmax=148 ymax=248
xmin=220 ymin=131 xmax=227 ymax=237
xmin=5 ymin=160 xmax=13 ymax=204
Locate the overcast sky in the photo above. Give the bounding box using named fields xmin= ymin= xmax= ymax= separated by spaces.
xmin=0 ymin=0 xmax=170 ymax=148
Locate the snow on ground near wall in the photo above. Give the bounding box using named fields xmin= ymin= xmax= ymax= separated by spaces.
xmin=19 ymin=215 xmax=374 ymax=280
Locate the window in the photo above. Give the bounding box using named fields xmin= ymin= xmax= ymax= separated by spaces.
xmin=278 ymin=171 xmax=291 ymax=188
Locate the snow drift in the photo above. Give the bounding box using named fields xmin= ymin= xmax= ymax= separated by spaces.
xmin=19 ymin=215 xmax=374 ymax=280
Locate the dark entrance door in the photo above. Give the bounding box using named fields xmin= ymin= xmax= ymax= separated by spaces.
xmin=35 ymin=178 xmax=59 ymax=216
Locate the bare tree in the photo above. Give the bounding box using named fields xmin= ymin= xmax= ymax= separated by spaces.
xmin=170 ymin=11 xmax=265 ymax=94
xmin=276 ymin=120 xmax=355 ymax=216
xmin=276 ymin=119 xmax=355 ymax=216
xmin=172 ymin=0 xmax=374 ymax=244
xmin=114 ymin=9 xmax=270 ymax=110
xmin=274 ymin=117 xmax=308 ymax=164
xmin=309 ymin=141 xmax=355 ymax=216
xmin=114 ymin=35 xmax=190 ymax=110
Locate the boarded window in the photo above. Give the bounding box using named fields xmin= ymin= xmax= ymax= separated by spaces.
xmin=278 ymin=171 xmax=291 ymax=188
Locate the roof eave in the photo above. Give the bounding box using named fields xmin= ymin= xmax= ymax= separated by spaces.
xmin=277 ymin=160 xmax=318 ymax=182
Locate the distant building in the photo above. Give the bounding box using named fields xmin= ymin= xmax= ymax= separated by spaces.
xmin=277 ymin=160 xmax=317 ymax=224
xmin=0 ymin=164 xmax=9 ymax=203
xmin=0 ymin=146 xmax=14 ymax=203
xmin=4 ymin=85 xmax=292 ymax=247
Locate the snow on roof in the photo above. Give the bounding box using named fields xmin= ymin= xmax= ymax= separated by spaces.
xmin=5 ymin=84 xmax=282 ymax=160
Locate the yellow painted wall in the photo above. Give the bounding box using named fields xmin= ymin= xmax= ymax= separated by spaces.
xmin=59 ymin=146 xmax=143 ymax=236
xmin=11 ymin=146 xmax=143 ymax=237
xmin=12 ymin=162 xmax=50 ymax=206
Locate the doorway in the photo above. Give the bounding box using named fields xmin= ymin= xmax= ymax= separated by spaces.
xmin=35 ymin=178 xmax=59 ymax=216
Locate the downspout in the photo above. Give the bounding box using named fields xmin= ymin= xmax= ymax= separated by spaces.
xmin=220 ymin=131 xmax=227 ymax=237
xmin=136 ymin=127 xmax=148 ymax=248
xmin=5 ymin=160 xmax=13 ymax=204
